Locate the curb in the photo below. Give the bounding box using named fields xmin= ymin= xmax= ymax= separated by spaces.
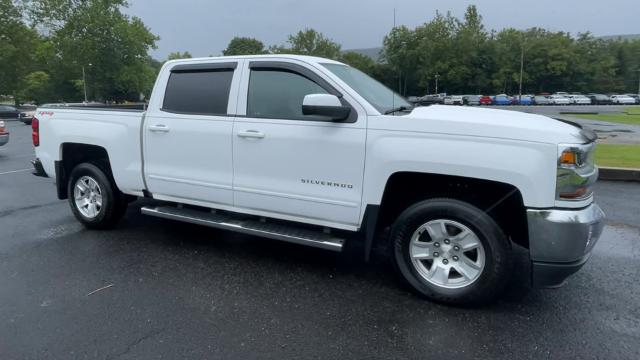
xmin=599 ymin=167 xmax=640 ymax=182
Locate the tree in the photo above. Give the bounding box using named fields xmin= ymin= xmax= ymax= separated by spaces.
xmin=18 ymin=71 xmax=52 ymax=104
xmin=340 ymin=52 xmax=376 ymax=73
xmin=0 ymin=0 xmax=42 ymax=104
xmin=412 ymin=12 xmax=458 ymax=95
xmin=382 ymin=25 xmax=419 ymax=95
xmin=273 ymin=29 xmax=342 ymax=59
xmin=222 ymin=37 xmax=266 ymax=56
xmin=454 ymin=5 xmax=490 ymax=94
xmin=167 ymin=51 xmax=192 ymax=60
xmin=24 ymin=0 xmax=159 ymax=102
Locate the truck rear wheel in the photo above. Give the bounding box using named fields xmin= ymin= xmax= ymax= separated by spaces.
xmin=390 ymin=198 xmax=512 ymax=306
xmin=67 ymin=163 xmax=127 ymax=229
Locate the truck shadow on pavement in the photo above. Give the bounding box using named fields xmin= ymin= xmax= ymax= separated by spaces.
xmin=119 ymin=201 xmax=536 ymax=308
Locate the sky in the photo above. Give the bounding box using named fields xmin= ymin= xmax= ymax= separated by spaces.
xmin=124 ymin=0 xmax=640 ymax=60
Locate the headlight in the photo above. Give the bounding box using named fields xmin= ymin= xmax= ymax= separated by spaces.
xmin=556 ymin=143 xmax=598 ymax=200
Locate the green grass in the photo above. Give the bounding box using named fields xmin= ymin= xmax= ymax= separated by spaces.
xmin=576 ymin=111 xmax=640 ymax=126
xmin=595 ymin=144 xmax=640 ymax=168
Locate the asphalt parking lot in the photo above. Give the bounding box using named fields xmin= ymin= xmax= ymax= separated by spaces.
xmin=1 ymin=120 xmax=639 ymax=359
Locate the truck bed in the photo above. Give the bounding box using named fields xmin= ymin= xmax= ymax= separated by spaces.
xmin=35 ymin=106 xmax=147 ymax=196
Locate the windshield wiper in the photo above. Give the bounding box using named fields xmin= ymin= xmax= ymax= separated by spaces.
xmin=384 ymin=106 xmax=413 ymax=115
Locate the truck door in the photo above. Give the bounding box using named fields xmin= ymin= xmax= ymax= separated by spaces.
xmin=232 ymin=60 xmax=366 ymax=229
xmin=143 ymin=61 xmax=241 ymax=206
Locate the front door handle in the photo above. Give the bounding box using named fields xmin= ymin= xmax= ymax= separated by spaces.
xmin=237 ymin=130 xmax=265 ymax=139
xmin=149 ymin=124 xmax=170 ymax=133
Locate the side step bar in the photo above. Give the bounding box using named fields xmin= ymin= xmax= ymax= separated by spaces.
xmin=141 ymin=206 xmax=345 ymax=252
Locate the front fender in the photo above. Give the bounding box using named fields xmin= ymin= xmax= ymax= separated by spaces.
xmin=362 ymin=130 xmax=557 ymax=211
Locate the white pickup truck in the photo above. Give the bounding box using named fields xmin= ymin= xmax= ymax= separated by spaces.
xmin=32 ymin=55 xmax=604 ymax=305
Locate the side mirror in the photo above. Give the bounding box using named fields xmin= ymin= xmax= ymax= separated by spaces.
xmin=302 ymin=94 xmax=351 ymax=121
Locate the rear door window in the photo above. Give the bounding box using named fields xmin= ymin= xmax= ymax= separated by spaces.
xmin=163 ymin=64 xmax=235 ymax=115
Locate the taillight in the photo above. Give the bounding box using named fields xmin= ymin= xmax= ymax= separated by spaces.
xmin=32 ymin=117 xmax=39 ymax=147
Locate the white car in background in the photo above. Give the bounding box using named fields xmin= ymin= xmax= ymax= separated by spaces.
xmin=610 ymin=95 xmax=636 ymax=105
xmin=566 ymin=95 xmax=591 ymax=105
xmin=443 ymin=95 xmax=464 ymax=105
xmin=549 ymin=95 xmax=570 ymax=105
xmin=20 ymin=109 xmax=36 ymax=125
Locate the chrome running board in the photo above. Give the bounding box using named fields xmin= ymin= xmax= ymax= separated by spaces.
xmin=141 ymin=206 xmax=345 ymax=252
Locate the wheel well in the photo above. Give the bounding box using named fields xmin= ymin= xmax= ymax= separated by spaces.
xmin=376 ymin=172 xmax=529 ymax=249
xmin=57 ymin=143 xmax=112 ymax=199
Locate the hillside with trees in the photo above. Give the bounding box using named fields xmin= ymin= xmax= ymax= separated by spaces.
xmin=2 ymin=1 xmax=639 ymax=105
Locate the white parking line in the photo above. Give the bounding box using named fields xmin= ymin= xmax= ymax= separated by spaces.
xmin=0 ymin=168 xmax=31 ymax=175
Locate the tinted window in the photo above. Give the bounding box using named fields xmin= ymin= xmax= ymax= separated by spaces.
xmin=163 ymin=69 xmax=233 ymax=115
xmin=247 ymin=69 xmax=328 ymax=120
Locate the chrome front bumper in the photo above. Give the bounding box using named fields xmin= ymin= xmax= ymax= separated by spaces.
xmin=527 ymin=203 xmax=605 ymax=287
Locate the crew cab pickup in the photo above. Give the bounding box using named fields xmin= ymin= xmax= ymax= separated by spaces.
xmin=32 ymin=55 xmax=604 ymax=305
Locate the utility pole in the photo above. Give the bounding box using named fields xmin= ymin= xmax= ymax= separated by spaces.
xmin=518 ymin=37 xmax=525 ymax=102
xmin=637 ymin=69 xmax=640 ymax=97
xmin=435 ymin=74 xmax=440 ymax=94
xmin=393 ymin=8 xmax=396 ymax=29
xmin=82 ymin=63 xmax=93 ymax=103
xmin=82 ymin=65 xmax=88 ymax=103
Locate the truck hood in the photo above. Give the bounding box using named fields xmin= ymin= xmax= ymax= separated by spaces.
xmin=370 ymin=105 xmax=588 ymax=144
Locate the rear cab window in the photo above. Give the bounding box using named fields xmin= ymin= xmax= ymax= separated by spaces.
xmin=162 ymin=62 xmax=237 ymax=115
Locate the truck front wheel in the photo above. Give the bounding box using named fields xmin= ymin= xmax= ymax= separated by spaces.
xmin=67 ymin=163 xmax=127 ymax=229
xmin=391 ymin=198 xmax=512 ymax=306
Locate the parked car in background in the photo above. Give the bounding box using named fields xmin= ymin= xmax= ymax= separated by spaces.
xmin=610 ymin=95 xmax=636 ymax=105
xmin=0 ymin=121 xmax=9 ymax=147
xmin=479 ymin=95 xmax=493 ymax=105
xmin=532 ymin=95 xmax=552 ymax=105
xmin=463 ymin=95 xmax=481 ymax=105
xmin=586 ymin=94 xmax=612 ymax=105
xmin=548 ymin=95 xmax=570 ymax=105
xmin=554 ymin=92 xmax=569 ymax=96
xmin=511 ymin=95 xmax=533 ymax=105
xmin=406 ymin=96 xmax=421 ymax=104
xmin=419 ymin=94 xmax=446 ymax=105
xmin=444 ymin=95 xmax=464 ymax=105
xmin=493 ymin=94 xmax=511 ymax=105
xmin=566 ymin=95 xmax=591 ymax=105
xmin=624 ymin=94 xmax=640 ymax=104
xmin=19 ymin=108 xmax=36 ymax=125
xmin=0 ymin=105 xmax=22 ymax=119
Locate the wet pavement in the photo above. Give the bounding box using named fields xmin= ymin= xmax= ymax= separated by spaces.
xmin=1 ymin=120 xmax=639 ymax=359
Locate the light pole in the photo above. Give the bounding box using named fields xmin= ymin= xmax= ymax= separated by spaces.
xmin=82 ymin=63 xmax=92 ymax=103
xmin=518 ymin=36 xmax=526 ymax=102
xmin=435 ymin=74 xmax=440 ymax=94
xmin=637 ymin=69 xmax=640 ymax=97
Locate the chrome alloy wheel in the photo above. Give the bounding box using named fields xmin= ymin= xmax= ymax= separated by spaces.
xmin=409 ymin=219 xmax=486 ymax=289
xmin=73 ymin=176 xmax=103 ymax=219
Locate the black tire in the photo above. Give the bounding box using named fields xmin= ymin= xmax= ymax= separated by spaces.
xmin=390 ymin=198 xmax=513 ymax=306
xmin=67 ymin=162 xmax=127 ymax=229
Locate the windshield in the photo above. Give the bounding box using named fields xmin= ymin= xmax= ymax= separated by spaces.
xmin=322 ymin=63 xmax=411 ymax=114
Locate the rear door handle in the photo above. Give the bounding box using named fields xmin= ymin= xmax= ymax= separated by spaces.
xmin=237 ymin=130 xmax=265 ymax=139
xmin=149 ymin=124 xmax=170 ymax=133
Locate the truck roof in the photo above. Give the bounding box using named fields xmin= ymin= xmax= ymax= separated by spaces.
xmin=163 ymin=54 xmax=346 ymax=67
